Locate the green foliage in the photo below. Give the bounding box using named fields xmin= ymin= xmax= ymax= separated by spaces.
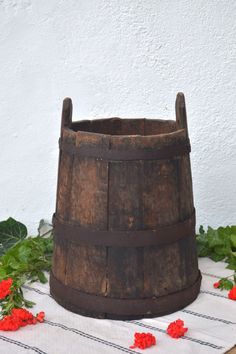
xmin=218 ymin=278 xmax=234 ymax=291
xmin=197 ymin=225 xmax=236 ymax=290
xmin=0 ymin=236 xmax=53 ymax=282
xmin=0 ymin=218 xmax=53 ymax=316
xmin=0 ymin=218 xmax=27 ymax=256
xmin=196 ymin=225 xmax=236 ymax=268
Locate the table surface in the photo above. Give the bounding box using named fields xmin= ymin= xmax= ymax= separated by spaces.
xmin=0 ymin=258 xmax=235 ymax=354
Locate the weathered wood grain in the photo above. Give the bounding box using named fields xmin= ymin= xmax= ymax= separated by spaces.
xmin=65 ymin=244 xmax=107 ymax=294
xmin=107 ymin=160 xmax=144 ymax=298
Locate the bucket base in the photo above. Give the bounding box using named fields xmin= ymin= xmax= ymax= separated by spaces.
xmin=50 ymin=271 xmax=202 ymax=320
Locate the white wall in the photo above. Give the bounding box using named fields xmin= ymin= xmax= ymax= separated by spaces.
xmin=0 ymin=0 xmax=236 ymax=234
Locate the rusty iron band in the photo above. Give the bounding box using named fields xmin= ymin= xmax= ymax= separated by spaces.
xmin=50 ymin=271 xmax=202 ymax=317
xmin=59 ymin=138 xmax=191 ymax=161
xmin=53 ymin=211 xmax=195 ymax=248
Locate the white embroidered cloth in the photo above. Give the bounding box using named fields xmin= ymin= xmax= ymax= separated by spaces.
xmin=0 ymin=258 xmax=235 ymax=354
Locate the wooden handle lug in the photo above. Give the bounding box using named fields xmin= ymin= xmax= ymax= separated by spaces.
xmin=61 ymin=97 xmax=73 ymax=134
xmin=175 ymin=92 xmax=188 ymax=137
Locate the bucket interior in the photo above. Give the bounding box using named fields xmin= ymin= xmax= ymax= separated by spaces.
xmin=70 ymin=118 xmax=177 ymax=136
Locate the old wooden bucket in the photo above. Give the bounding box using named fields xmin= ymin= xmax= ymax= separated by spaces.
xmin=50 ymin=93 xmax=201 ymax=320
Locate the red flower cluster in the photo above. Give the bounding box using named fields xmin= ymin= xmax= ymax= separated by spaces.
xmin=213 ymin=281 xmax=220 ymax=288
xmin=0 ymin=278 xmax=13 ymax=300
xmin=228 ymin=286 xmax=236 ymax=301
xmin=0 ymin=308 xmax=45 ymax=331
xmin=36 ymin=311 xmax=45 ymax=323
xmin=167 ymin=319 xmax=188 ymax=338
xmin=129 ymin=319 xmax=188 ymax=349
xmin=129 ymin=332 xmax=156 ymax=349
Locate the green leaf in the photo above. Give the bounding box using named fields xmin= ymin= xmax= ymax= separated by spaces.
xmin=197 ymin=243 xmax=209 ymax=257
xmin=230 ymin=234 xmax=236 ymax=248
xmin=219 ymin=278 xmax=234 ymax=290
xmin=0 ymin=218 xmax=27 ymax=256
xmin=37 ymin=270 xmax=48 ymax=284
xmin=207 ymin=227 xmax=223 ymax=248
xmin=199 ymin=225 xmax=205 ymax=235
xmin=226 ymin=262 xmax=236 ymax=271
xmin=18 ymin=245 xmax=32 ymax=263
xmin=227 ymin=265 xmax=236 ymax=271
xmin=0 ymin=267 xmax=7 ymax=280
xmin=229 ymin=226 xmax=236 ymax=234
xmin=209 ymin=252 xmax=225 ymax=262
xmin=225 ymin=251 xmax=236 ymax=269
xmin=196 ymin=233 xmax=209 ymax=256
xmin=7 ymin=256 xmax=20 ymax=270
xmin=24 ymin=299 xmax=35 ymax=308
xmin=214 ymin=245 xmax=231 ymax=257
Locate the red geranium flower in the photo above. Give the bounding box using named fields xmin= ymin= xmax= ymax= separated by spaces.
xmin=167 ymin=319 xmax=188 ymax=338
xmin=11 ymin=308 xmax=35 ymax=326
xmin=228 ymin=286 xmax=236 ymax=300
xmin=36 ymin=311 xmax=45 ymax=323
xmin=0 ymin=308 xmax=45 ymax=331
xmin=213 ymin=281 xmax=220 ymax=288
xmin=129 ymin=332 xmax=156 ymax=349
xmin=0 ymin=313 xmax=22 ymax=331
xmin=0 ymin=278 xmax=13 ymax=300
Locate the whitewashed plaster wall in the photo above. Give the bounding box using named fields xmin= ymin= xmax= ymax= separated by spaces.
xmin=0 ymin=0 xmax=236 ymax=233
